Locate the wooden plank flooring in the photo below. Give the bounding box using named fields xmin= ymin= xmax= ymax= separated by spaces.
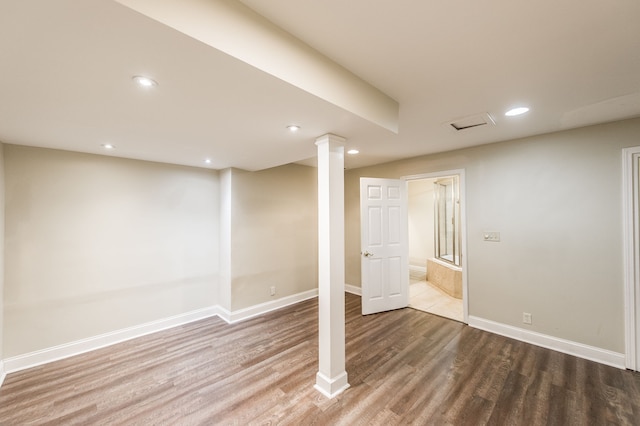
xmin=1 ymin=293 xmax=639 ymax=425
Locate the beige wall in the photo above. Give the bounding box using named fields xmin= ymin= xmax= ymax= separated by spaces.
xmin=408 ymin=178 xmax=435 ymax=268
xmin=4 ymin=117 xmax=637 ymax=359
xmin=2 ymin=147 xmax=317 ymax=357
xmin=3 ymin=145 xmax=219 ymax=357
xmin=229 ymin=164 xmax=317 ymax=310
xmin=346 ymin=117 xmax=640 ymax=353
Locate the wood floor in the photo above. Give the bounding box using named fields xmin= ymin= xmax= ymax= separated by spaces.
xmin=1 ymin=294 xmax=639 ymax=425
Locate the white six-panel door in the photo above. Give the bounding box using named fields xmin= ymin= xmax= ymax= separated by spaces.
xmin=360 ymin=177 xmax=409 ymax=315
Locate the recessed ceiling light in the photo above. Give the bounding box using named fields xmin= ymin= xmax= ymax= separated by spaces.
xmin=101 ymin=143 xmax=115 ymax=150
xmin=132 ymin=75 xmax=158 ymax=88
xmin=505 ymin=107 xmax=529 ymax=117
xmin=287 ymin=125 xmax=300 ymax=132
xmin=204 ymin=158 xmax=212 ymax=164
xmin=347 ymin=149 xmax=359 ymax=155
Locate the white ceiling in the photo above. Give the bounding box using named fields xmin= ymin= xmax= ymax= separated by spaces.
xmin=1 ymin=0 xmax=639 ymax=171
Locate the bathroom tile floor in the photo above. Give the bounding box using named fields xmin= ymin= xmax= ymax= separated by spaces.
xmin=409 ymin=280 xmax=463 ymax=322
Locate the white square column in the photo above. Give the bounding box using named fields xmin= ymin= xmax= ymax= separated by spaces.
xmin=314 ymin=134 xmax=349 ymax=398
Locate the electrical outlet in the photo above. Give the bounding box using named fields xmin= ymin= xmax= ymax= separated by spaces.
xmin=270 ymin=286 xmax=276 ymax=296
xmin=522 ymin=312 xmax=532 ymax=325
xmin=483 ymin=232 xmax=500 ymax=242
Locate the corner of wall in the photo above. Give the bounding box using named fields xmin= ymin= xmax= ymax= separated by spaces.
xmin=218 ymin=168 xmax=233 ymax=312
xmin=0 ymin=290 xmax=318 ymax=374
xmin=0 ymin=361 xmax=5 ymax=388
xmin=0 ymin=362 xmax=5 ymax=388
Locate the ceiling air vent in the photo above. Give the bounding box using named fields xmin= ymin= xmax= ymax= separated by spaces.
xmin=446 ymin=112 xmax=495 ymax=131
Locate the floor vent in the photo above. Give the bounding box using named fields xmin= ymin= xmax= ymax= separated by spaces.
xmin=446 ymin=112 xmax=495 ymax=131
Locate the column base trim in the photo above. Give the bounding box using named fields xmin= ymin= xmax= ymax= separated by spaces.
xmin=314 ymin=371 xmax=350 ymax=399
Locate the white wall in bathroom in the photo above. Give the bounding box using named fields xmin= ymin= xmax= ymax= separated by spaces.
xmin=408 ymin=179 xmax=435 ymax=270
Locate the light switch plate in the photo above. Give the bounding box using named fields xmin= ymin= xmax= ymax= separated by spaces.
xmin=483 ymin=232 xmax=500 ymax=242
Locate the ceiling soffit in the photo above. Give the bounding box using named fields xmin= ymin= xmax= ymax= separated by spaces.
xmin=114 ymin=0 xmax=399 ymax=133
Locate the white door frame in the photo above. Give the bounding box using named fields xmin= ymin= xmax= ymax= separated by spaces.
xmin=622 ymin=146 xmax=639 ymax=371
xmin=404 ymin=169 xmax=469 ymax=324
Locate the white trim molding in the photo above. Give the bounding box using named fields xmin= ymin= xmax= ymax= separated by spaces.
xmin=3 ymin=306 xmax=220 ymax=374
xmin=0 ymin=360 xmax=6 ymax=387
xmin=622 ymin=146 xmax=640 ymax=371
xmin=345 ymin=283 xmax=362 ymax=296
xmin=1 ymin=289 xmax=321 ymax=380
xmin=220 ymin=289 xmax=319 ymax=324
xmin=314 ymin=370 xmax=350 ymax=399
xmin=409 ymin=265 xmax=427 ymax=280
xmin=469 ymin=316 xmax=626 ymax=369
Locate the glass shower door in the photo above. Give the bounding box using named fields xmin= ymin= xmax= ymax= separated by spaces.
xmin=434 ymin=176 xmax=460 ymax=266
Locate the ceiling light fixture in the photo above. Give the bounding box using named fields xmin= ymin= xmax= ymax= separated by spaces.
xmin=287 ymin=125 xmax=300 ymax=132
xmin=204 ymin=158 xmax=212 ymax=164
xmin=101 ymin=143 xmax=115 ymax=150
xmin=132 ymin=75 xmax=158 ymax=88
xmin=505 ymin=107 xmax=529 ymax=117
xmin=347 ymin=149 xmax=359 ymax=155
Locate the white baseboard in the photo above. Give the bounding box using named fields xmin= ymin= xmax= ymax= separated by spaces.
xmin=0 ymin=295 xmax=626 ymax=391
xmin=2 ymin=289 xmax=321 ymax=377
xmin=220 ymin=289 xmax=319 ymax=324
xmin=3 ymin=306 xmax=220 ymax=374
xmin=217 ymin=285 xmax=357 ymax=324
xmin=216 ymin=306 xmax=232 ymax=324
xmin=314 ymin=371 xmax=350 ymax=399
xmin=0 ymin=360 xmax=6 ymax=387
xmin=345 ymin=283 xmax=361 ymax=296
xmin=468 ymin=316 xmax=626 ymax=369
xmin=409 ymin=265 xmax=427 ymax=279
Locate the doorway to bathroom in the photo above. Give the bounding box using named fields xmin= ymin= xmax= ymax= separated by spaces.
xmin=405 ymin=170 xmax=467 ymax=323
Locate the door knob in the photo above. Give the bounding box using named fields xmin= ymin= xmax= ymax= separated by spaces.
xmin=362 ymin=251 xmax=374 ymax=257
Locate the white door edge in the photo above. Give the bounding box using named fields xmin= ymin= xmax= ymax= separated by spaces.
xmin=622 ymin=147 xmax=640 ymax=371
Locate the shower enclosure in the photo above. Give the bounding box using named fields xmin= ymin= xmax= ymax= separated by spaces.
xmin=434 ymin=176 xmax=460 ymax=266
